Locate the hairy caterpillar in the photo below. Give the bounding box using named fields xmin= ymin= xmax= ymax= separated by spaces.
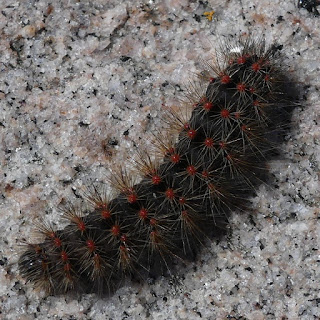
xmin=18 ymin=37 xmax=298 ymax=296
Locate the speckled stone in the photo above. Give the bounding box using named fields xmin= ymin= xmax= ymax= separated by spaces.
xmin=1 ymin=0 xmax=319 ymax=319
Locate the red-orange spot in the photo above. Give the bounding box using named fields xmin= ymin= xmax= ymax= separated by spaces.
xmin=209 ymin=77 xmax=215 ymax=82
xmin=150 ymin=230 xmax=156 ymax=237
xmin=200 ymin=97 xmax=206 ymax=104
xmin=149 ymin=218 xmax=157 ymax=226
xmin=165 ymin=188 xmax=175 ymax=200
xmin=120 ymin=234 xmax=128 ymax=243
xmin=221 ymin=75 xmax=231 ymax=84
xmin=96 ymin=202 xmax=106 ymax=209
xmin=127 ymin=193 xmax=137 ymax=204
xmin=111 ymin=225 xmax=120 ymax=236
xmin=264 ymin=74 xmax=270 ymax=81
xmin=170 ymin=153 xmax=180 ymax=163
xmin=151 ymin=175 xmax=161 ymax=185
xmin=48 ymin=231 xmax=55 ymax=239
xmin=220 ymin=109 xmax=230 ymax=118
xmin=202 ymin=170 xmax=209 ymax=178
xmin=150 ymin=230 xmax=159 ymax=243
xmin=204 ymin=137 xmax=214 ymax=148
xmin=53 ymin=237 xmax=62 ymax=248
xmin=203 ymin=102 xmax=213 ymax=111
xmin=235 ymin=112 xmax=241 ymax=119
xmin=120 ymin=245 xmax=127 ymax=252
xmin=249 ymin=87 xmax=256 ymax=94
xmin=101 ymin=209 xmax=111 ymax=219
xmin=237 ymin=56 xmax=246 ymax=64
xmin=241 ymin=125 xmax=247 ymax=131
xmin=183 ymin=123 xmax=190 ymax=130
xmin=187 ymin=128 xmax=197 ymax=139
xmin=186 ymin=165 xmax=197 ymax=176
xmin=219 ymin=141 xmax=226 ymax=149
xmin=77 ymin=220 xmax=86 ymax=232
xmin=139 ymin=208 xmax=148 ymax=220
xmin=253 ymin=100 xmax=260 ymax=107
xmin=181 ymin=210 xmax=188 ymax=218
xmin=252 ymin=62 xmax=261 ymax=72
xmin=179 ymin=197 xmax=186 ymax=205
xmin=61 ymin=251 xmax=68 ymax=262
xmin=86 ymin=239 xmax=96 ymax=252
xmin=237 ymin=83 xmax=246 ymax=92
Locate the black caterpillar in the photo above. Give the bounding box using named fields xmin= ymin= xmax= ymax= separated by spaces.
xmin=18 ymin=38 xmax=298 ymax=296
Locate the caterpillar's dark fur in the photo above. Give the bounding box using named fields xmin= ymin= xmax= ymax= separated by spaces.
xmin=18 ymin=38 xmax=298 ymax=296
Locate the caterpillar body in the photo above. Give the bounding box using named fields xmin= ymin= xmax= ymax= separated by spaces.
xmin=18 ymin=38 xmax=298 ymax=296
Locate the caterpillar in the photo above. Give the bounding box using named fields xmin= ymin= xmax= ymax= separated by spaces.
xmin=18 ymin=37 xmax=298 ymax=296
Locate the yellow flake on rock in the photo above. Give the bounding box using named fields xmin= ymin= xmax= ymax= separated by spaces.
xmin=203 ymin=11 xmax=215 ymax=22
